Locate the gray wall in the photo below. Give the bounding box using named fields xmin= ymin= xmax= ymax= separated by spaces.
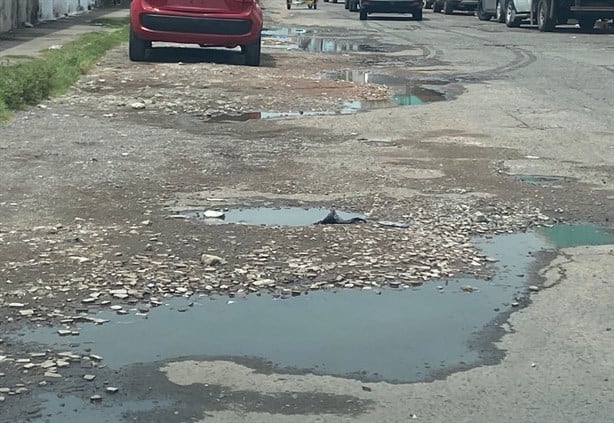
xmin=0 ymin=0 xmax=39 ymax=33
xmin=0 ymin=0 xmax=98 ymax=33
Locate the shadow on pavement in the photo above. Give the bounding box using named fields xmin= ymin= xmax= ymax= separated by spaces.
xmin=144 ymin=46 xmax=277 ymax=67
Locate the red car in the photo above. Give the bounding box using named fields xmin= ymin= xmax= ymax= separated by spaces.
xmin=129 ymin=0 xmax=264 ymax=66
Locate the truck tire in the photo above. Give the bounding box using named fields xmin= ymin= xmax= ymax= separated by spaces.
xmin=414 ymin=8 xmax=423 ymax=20
xmin=537 ymin=0 xmax=555 ymax=32
xmin=129 ymin=26 xmax=147 ymax=62
xmin=444 ymin=0 xmax=454 ymax=14
xmin=495 ymin=1 xmax=505 ymax=22
xmin=477 ymin=0 xmax=492 ymax=20
xmin=578 ymin=18 xmax=595 ymax=31
xmin=505 ymin=0 xmax=521 ymax=27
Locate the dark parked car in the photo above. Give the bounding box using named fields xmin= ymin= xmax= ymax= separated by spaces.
xmin=433 ymin=0 xmax=478 ymax=14
xmin=347 ymin=0 xmax=424 ymax=20
xmin=476 ymin=0 xmax=506 ymax=22
xmin=129 ymin=0 xmax=264 ymax=66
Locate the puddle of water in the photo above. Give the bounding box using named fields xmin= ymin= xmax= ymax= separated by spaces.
xmin=17 ymin=232 xmax=546 ymax=382
xmin=538 ymin=224 xmax=614 ymax=248
xmin=33 ymin=392 xmax=167 ymax=423
xmin=318 ymin=70 xmax=447 ymax=105
xmin=515 ymin=174 xmax=576 ymax=186
xmin=297 ymin=37 xmax=388 ymax=53
xmin=319 ymin=70 xmax=407 ymax=86
xmin=363 ymin=140 xmax=397 ymax=147
xmin=262 ymin=27 xmax=308 ymax=37
xmin=261 ymin=28 xmax=390 ymax=53
xmin=180 ymin=207 xmax=364 ymax=226
xmin=206 ymin=100 xmax=381 ymax=122
xmin=261 ymin=27 xmax=309 ymax=48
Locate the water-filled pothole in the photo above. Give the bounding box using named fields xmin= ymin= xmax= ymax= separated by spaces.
xmin=262 ymin=27 xmax=401 ymax=54
xmin=262 ymin=27 xmax=309 ymax=38
xmin=297 ymin=37 xmax=390 ymax=53
xmin=13 ymin=225 xmax=612 ymax=390
xmin=537 ymin=223 xmax=614 ymax=248
xmin=514 ymin=174 xmax=577 ymax=187
xmin=317 ymin=70 xmax=448 ymax=105
xmin=205 ymin=76 xmax=445 ymax=123
xmin=18 ymin=232 xmax=543 ymax=383
xmin=205 ymin=101 xmax=373 ymax=122
xmin=179 ymin=207 xmax=365 ymax=226
xmin=33 ymin=393 xmax=167 ymax=423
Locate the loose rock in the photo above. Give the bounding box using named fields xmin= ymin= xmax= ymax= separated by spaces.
xmin=200 ymin=254 xmax=225 ymax=266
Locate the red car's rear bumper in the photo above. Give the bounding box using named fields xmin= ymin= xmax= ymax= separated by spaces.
xmin=130 ymin=1 xmax=263 ymax=46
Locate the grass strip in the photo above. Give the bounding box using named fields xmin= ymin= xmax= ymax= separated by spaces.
xmin=0 ymin=24 xmax=128 ymax=120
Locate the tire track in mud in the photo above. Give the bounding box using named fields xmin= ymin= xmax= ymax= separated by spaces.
xmin=367 ymin=19 xmax=536 ymax=82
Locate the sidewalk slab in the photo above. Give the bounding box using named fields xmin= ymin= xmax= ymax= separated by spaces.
xmin=0 ymin=7 xmax=129 ymax=64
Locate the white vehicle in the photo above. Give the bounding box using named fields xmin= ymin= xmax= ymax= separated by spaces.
xmin=498 ymin=0 xmax=614 ymax=31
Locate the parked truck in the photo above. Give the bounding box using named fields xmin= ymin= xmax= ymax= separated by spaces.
xmin=502 ymin=0 xmax=614 ymax=31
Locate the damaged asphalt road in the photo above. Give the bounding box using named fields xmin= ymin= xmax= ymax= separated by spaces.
xmin=0 ymin=1 xmax=613 ymax=422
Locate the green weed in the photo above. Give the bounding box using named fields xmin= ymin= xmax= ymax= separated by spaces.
xmin=0 ymin=25 xmax=127 ymax=121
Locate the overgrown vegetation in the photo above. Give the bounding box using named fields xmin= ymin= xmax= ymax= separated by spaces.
xmin=0 ymin=24 xmax=128 ymax=121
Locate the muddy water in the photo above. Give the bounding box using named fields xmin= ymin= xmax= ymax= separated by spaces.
xmin=206 ymin=100 xmax=371 ymax=122
xmin=537 ymin=224 xmax=614 ymax=248
xmin=19 ymin=232 xmax=546 ymax=382
xmin=317 ymin=70 xmax=448 ymax=105
xmin=35 ymin=392 xmax=167 ymax=423
xmin=261 ymin=27 xmax=396 ymax=53
xmin=17 ymin=224 xmax=614 ymax=422
xmin=514 ymin=174 xmax=577 ymax=186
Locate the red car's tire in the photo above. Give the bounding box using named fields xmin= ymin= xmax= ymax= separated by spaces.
xmin=243 ymin=36 xmax=261 ymax=66
xmin=129 ymin=26 xmax=147 ymax=62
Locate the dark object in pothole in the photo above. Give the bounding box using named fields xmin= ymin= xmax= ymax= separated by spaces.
xmin=315 ymin=209 xmax=367 ymax=225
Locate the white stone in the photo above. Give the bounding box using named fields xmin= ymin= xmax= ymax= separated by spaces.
xmin=252 ymin=279 xmax=276 ymax=287
xmin=200 ymin=254 xmax=224 ymax=266
xmin=203 ymin=210 xmax=225 ymax=219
